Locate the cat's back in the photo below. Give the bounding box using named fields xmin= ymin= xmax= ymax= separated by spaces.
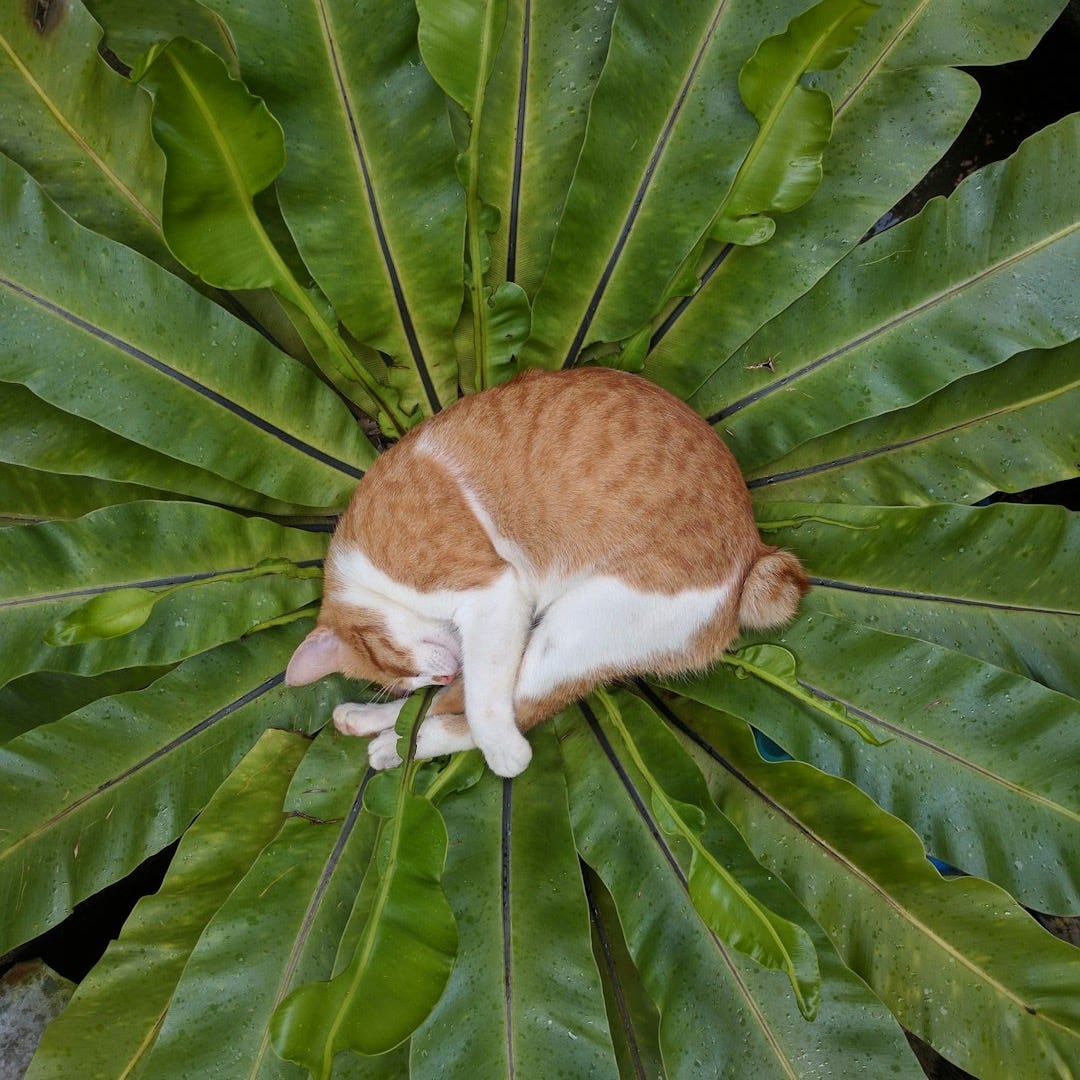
xmin=416 ymin=368 xmax=760 ymax=591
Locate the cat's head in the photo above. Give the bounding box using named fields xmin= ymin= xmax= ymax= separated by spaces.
xmin=284 ymin=606 xmax=460 ymax=693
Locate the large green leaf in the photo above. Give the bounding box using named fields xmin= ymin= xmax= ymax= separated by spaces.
xmin=477 ymin=0 xmax=616 ymax=300
xmin=83 ymin=0 xmax=239 ymax=70
xmin=202 ymin=0 xmax=466 ymax=418
xmin=755 ymin=500 xmax=1080 ymax=697
xmin=0 ymin=501 xmax=325 ymax=690
xmin=272 ymin=692 xmax=457 ymax=1073
xmin=0 ymin=382 xmax=319 ymax=516
xmin=417 ymin=0 xmax=535 ymax=392
xmin=706 ymin=0 xmax=877 ymax=247
xmin=521 ymin=0 xmax=806 ymax=368
xmin=139 ymin=36 xmax=412 ymax=432
xmin=887 ymin=0 xmax=1069 ymax=67
xmin=0 ymin=462 xmax=168 ymax=525
xmin=693 ymin=115 xmax=1080 ymax=468
xmin=0 ymin=622 xmax=335 ymax=956
xmin=557 ymin=698 xmax=925 ymax=1077
xmin=2 ymin=3 xmax=1078 ymax=1078
xmin=0 ymin=0 xmax=166 ymax=260
xmin=136 ymin=728 xmax=399 ymax=1079
xmin=677 ymin=611 xmax=1080 ymax=914
xmin=0 ymin=152 xmax=374 ymax=508
xmin=412 ymin=728 xmax=617 ymax=1078
xmin=0 ymin=665 xmax=173 ymax=744
xmin=747 ymin=341 xmax=1080 ymax=506
xmin=138 ymin=37 xmax=289 ymax=291
xmin=416 ymin=0 xmax=508 ymax=117
xmin=584 ymin=867 xmax=666 ymax=1080
xmin=592 ymin=689 xmax=821 ymax=1017
xmin=671 ymin=699 xmax=1080 ymax=1079
xmin=644 ymin=0 xmax=1066 ymax=399
xmin=23 ymin=727 xmax=308 ymax=1080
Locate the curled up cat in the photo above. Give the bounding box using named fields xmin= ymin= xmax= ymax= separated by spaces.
xmin=286 ymin=367 xmax=808 ymax=777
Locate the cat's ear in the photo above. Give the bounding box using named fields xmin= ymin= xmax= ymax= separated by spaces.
xmin=286 ymin=627 xmax=348 ymax=686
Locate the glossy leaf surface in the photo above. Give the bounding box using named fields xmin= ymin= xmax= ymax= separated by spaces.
xmin=1 ymin=3 xmax=1076 ymax=1077
xmin=140 ymin=728 xmax=385 ymax=1079
xmin=202 ymin=0 xmax=466 ymax=418
xmin=557 ymin=697 xmax=926 ymax=1077
xmin=674 ymin=700 xmax=1080 ymax=1079
xmin=0 ymin=501 xmax=325 ymax=689
xmin=748 ymin=340 xmax=1080 ymax=507
xmin=0 ymin=153 xmax=374 ymax=507
xmin=0 ymin=382 xmax=312 ymax=515
xmin=272 ymin=693 xmax=457 ymax=1073
xmin=593 ymin=689 xmax=821 ymax=1017
xmin=678 ymin=610 xmax=1080 ymax=914
xmin=756 ymin=500 xmax=1080 ymax=697
xmin=0 ymin=623 xmax=330 ymax=955
xmin=708 ymin=0 xmax=876 ymax=245
xmin=412 ymin=728 xmax=617 ymax=1078
xmin=645 ymin=0 xmax=1065 ymax=400
xmin=24 ymin=728 xmax=308 ymax=1080
xmin=0 ymin=0 xmax=166 ymax=260
xmin=696 ymin=116 xmax=1080 ymax=467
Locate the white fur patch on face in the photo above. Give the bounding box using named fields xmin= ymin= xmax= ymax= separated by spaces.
xmin=330 ymin=545 xmax=463 ymax=620
xmin=327 ymin=545 xmax=468 ymax=684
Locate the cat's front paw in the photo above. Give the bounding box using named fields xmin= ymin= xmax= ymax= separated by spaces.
xmin=367 ymin=729 xmax=403 ymax=771
xmin=333 ymin=701 xmax=402 ymax=737
xmin=478 ymin=732 xmax=533 ymax=778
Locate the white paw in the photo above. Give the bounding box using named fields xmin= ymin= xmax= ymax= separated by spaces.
xmin=368 ymin=729 xmax=403 ymax=771
xmin=333 ymin=701 xmax=401 ymax=737
xmin=478 ymin=732 xmax=533 ymax=778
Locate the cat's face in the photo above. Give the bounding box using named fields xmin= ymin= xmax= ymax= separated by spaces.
xmin=285 ymin=606 xmax=460 ymax=692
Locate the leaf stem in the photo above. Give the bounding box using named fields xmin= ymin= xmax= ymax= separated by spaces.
xmin=757 ymin=515 xmax=878 ymax=531
xmin=463 ymin=2 xmax=506 ymax=392
xmin=161 ymin=49 xmax=409 ymax=438
xmin=318 ymin=687 xmax=438 ymax=1076
xmin=722 ymin=649 xmax=888 ymax=745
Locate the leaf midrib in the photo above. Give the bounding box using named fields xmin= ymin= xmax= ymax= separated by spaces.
xmin=0 ymin=672 xmax=285 ymax=861
xmin=806 ymin=578 xmax=1079 ymax=619
xmin=650 ymin=692 xmax=1069 ymax=1035
xmin=313 ymin=0 xmax=441 ymax=415
xmin=644 ymin=0 xmax=934 ymax=361
xmin=579 ymin=702 xmax=800 ymax=1079
xmin=0 ymin=30 xmax=160 ymax=232
xmin=708 ymin=217 xmax=1080 ymax=424
xmin=0 ymin=273 xmax=365 ymax=480
xmin=833 ymin=0 xmax=933 ymax=116
xmin=561 ymin=0 xmax=732 ymax=367
xmin=248 ymin=772 xmax=372 ymax=1078
xmin=796 ymin=681 xmax=1080 ymax=827
xmin=0 ymin=560 xmax=322 ymax=610
xmin=747 ymin=374 xmax=1080 ymax=486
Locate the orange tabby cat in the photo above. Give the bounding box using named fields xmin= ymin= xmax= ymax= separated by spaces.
xmin=286 ymin=367 xmax=807 ymax=776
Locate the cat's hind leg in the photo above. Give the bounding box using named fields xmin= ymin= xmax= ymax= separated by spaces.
xmin=368 ymin=713 xmax=477 ymax=770
xmin=515 ymin=576 xmax=736 ymax=710
xmin=367 ymin=681 xmax=477 ymax=770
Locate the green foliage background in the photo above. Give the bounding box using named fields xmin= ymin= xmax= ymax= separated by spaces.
xmin=0 ymin=0 xmax=1078 ymax=1076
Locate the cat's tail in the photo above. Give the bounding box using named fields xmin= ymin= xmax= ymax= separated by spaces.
xmin=738 ymin=547 xmax=810 ymax=630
